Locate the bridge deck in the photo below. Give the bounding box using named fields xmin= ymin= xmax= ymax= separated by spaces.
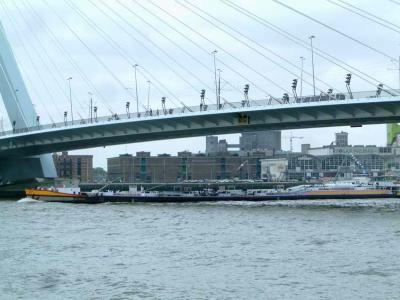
xmin=0 ymin=91 xmax=399 ymax=157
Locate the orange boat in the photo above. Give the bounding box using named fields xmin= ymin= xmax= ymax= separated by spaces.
xmin=25 ymin=188 xmax=88 ymax=203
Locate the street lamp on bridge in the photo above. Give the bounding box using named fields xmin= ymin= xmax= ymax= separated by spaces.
xmin=161 ymin=97 xmax=167 ymax=115
xmin=67 ymin=77 xmax=73 ymax=125
xmin=147 ymin=80 xmax=151 ymax=112
xmin=88 ymin=92 xmax=93 ymax=123
xmin=13 ymin=89 xmax=18 ymax=130
xmin=292 ymin=79 xmax=298 ymax=102
xmin=299 ymin=56 xmax=305 ymax=98
xmin=376 ymin=83 xmax=384 ymax=97
xmin=243 ymin=84 xmax=250 ymax=107
xmin=133 ymin=64 xmax=139 ymax=116
xmin=200 ymin=89 xmax=206 ymax=111
xmin=126 ymin=101 xmax=130 ymax=118
xmin=212 ymin=50 xmax=220 ymax=109
xmin=309 ymin=35 xmax=316 ymax=97
xmin=389 ymin=56 xmax=400 ymax=90
xmin=345 ymin=73 xmax=353 ymax=99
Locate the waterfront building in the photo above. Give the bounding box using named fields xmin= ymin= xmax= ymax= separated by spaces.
xmin=260 ymin=158 xmax=288 ymax=181
xmin=239 ymin=131 xmax=281 ymax=154
xmin=205 ymin=135 xmax=218 ymax=154
xmin=107 ymin=151 xmax=272 ymax=183
xmin=53 ymin=152 xmax=93 ymax=182
xmin=206 ymin=131 xmax=281 ymax=156
xmin=290 ymin=131 xmax=400 ymax=180
xmin=107 ymin=154 xmax=135 ymax=182
xmin=335 ymin=131 xmax=348 ymax=147
xmin=106 ymin=132 xmax=400 ymax=183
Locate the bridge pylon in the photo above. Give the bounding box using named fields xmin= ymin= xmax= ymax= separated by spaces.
xmin=0 ymin=22 xmax=56 ymax=184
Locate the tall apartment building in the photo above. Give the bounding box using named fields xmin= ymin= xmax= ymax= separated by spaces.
xmin=206 ymin=131 xmax=281 ymax=155
xmin=53 ymin=152 xmax=93 ymax=182
xmin=240 ymin=131 xmax=281 ymax=154
xmin=206 ymin=136 xmax=218 ymax=154
xmin=335 ymin=131 xmax=348 ymax=147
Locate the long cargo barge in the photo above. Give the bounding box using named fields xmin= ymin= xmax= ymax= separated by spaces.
xmin=25 ymin=187 xmax=396 ymax=204
xmin=92 ymin=192 xmax=395 ymax=203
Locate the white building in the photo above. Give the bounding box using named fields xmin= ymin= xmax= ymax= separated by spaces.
xmin=261 ymin=158 xmax=288 ymax=181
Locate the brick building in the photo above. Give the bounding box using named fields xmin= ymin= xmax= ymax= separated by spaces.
xmin=107 ymin=151 xmax=273 ymax=183
xmin=53 ymin=152 xmax=93 ymax=182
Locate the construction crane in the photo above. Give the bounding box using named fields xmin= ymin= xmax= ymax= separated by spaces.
xmin=288 ymin=132 xmax=304 ymax=152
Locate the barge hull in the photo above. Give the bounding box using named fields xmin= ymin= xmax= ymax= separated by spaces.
xmin=89 ymin=192 xmax=395 ymax=203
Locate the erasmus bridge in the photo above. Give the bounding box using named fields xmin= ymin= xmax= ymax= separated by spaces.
xmin=0 ymin=0 xmax=399 ymax=182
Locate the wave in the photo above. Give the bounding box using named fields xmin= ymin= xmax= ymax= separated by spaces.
xmin=17 ymin=197 xmax=43 ymax=203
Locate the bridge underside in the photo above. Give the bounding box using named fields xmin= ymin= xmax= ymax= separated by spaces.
xmin=0 ymin=97 xmax=399 ymax=158
xmin=0 ymin=157 xmax=49 ymax=184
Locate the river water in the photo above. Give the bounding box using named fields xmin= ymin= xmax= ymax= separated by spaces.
xmin=1 ymin=198 xmax=400 ymax=299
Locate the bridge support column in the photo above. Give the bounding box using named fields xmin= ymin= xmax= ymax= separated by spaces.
xmin=0 ymin=156 xmax=55 ymax=184
xmin=0 ymin=22 xmax=56 ymax=183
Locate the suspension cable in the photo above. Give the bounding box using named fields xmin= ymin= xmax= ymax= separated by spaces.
xmin=336 ymin=0 xmax=400 ymax=31
xmin=89 ymin=0 xmax=191 ymax=109
xmin=63 ymin=0 xmax=162 ymax=111
xmin=326 ymin=0 xmax=400 ymax=34
xmin=271 ymin=0 xmax=398 ymax=62
xmin=111 ymin=0 xmax=217 ymax=105
xmin=0 ymin=1 xmax=58 ymax=123
xmin=178 ymin=0 xmax=335 ymax=93
xmin=13 ymin=1 xmax=86 ymax=120
xmin=220 ymin=0 xmax=399 ymax=95
xmin=42 ymin=0 xmax=141 ymax=113
xmin=146 ymin=0 xmax=288 ymax=100
xmin=23 ymin=0 xmax=115 ymax=115
xmin=117 ymin=0 xmax=236 ymax=105
xmin=132 ymin=0 xmax=262 ymax=104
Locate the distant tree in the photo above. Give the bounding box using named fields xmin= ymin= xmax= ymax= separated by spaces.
xmin=92 ymin=167 xmax=107 ymax=183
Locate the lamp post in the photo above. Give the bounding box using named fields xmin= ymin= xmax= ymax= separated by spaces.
xmin=212 ymin=50 xmax=219 ymax=109
xmin=300 ymin=56 xmax=305 ymax=98
xmin=147 ymin=80 xmax=151 ymax=111
xmin=126 ymin=101 xmax=130 ymax=118
xmin=88 ymin=92 xmax=93 ymax=123
xmin=13 ymin=89 xmax=18 ymax=129
xmin=389 ymin=56 xmax=400 ymax=90
xmin=67 ymin=77 xmax=73 ymax=124
xmin=397 ymin=56 xmax=400 ymax=90
xmin=309 ymin=35 xmax=316 ymax=97
xmin=217 ymin=68 xmax=222 ymax=107
xmin=133 ymin=64 xmax=139 ymax=115
xmin=345 ymin=73 xmax=353 ymax=99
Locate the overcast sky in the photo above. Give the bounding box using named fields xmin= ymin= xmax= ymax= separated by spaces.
xmin=0 ymin=0 xmax=399 ymax=168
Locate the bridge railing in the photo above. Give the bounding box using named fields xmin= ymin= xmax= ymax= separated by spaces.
xmin=0 ymin=89 xmax=397 ymax=137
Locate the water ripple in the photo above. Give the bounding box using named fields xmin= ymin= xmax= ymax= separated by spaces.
xmin=1 ymin=199 xmax=400 ymax=299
